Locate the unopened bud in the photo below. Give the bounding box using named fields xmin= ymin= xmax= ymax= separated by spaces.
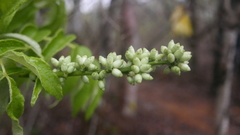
xmin=113 ymin=60 xmax=123 ymax=68
xmin=160 ymin=46 xmax=168 ymax=54
xmin=64 ymin=56 xmax=71 ymax=63
xmin=99 ymin=56 xmax=107 ymax=66
xmin=98 ymin=80 xmax=105 ymax=90
xmin=149 ymin=48 xmax=158 ymax=60
xmin=82 ymin=75 xmax=89 ymax=83
xmin=141 ymin=73 xmax=153 ymax=80
xmin=180 ymin=52 xmax=192 ymax=62
xmin=88 ymin=63 xmax=97 ymax=71
xmin=112 ymin=68 xmax=123 ymax=77
xmin=125 ymin=51 xmax=135 ymax=61
xmin=140 ymin=64 xmax=151 ymax=72
xmin=134 ymin=74 xmax=142 ymax=83
xmin=51 ymin=58 xmax=59 ymax=67
xmin=133 ymin=58 xmax=141 ymax=66
xmin=127 ymin=76 xmax=135 ymax=85
xmin=168 ymin=40 xmax=175 ymax=50
xmin=167 ymin=53 xmax=175 ymax=63
xmin=174 ymin=50 xmax=184 ymax=59
xmin=92 ymin=72 xmax=99 ymax=80
xmin=178 ymin=63 xmax=191 ymax=72
xmin=131 ymin=65 xmax=140 ymax=73
xmin=171 ymin=66 xmax=181 ymax=75
xmin=99 ymin=70 xmax=106 ymax=79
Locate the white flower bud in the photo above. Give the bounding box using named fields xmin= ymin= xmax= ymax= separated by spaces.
xmin=128 ymin=46 xmax=135 ymax=54
xmin=178 ymin=63 xmax=191 ymax=72
xmin=168 ymin=40 xmax=175 ymax=50
xmin=82 ymin=75 xmax=89 ymax=83
xmin=92 ymin=72 xmax=99 ymax=80
xmin=131 ymin=65 xmax=140 ymax=73
xmin=141 ymin=73 xmax=153 ymax=80
xmin=134 ymin=74 xmax=142 ymax=83
xmin=149 ymin=48 xmax=158 ymax=60
xmin=133 ymin=57 xmax=141 ymax=66
xmin=127 ymin=76 xmax=135 ymax=85
xmin=113 ymin=60 xmax=123 ymax=68
xmin=116 ymin=55 xmax=122 ymax=60
xmin=59 ymin=56 xmax=65 ymax=65
xmin=84 ymin=56 xmax=95 ymax=67
xmin=88 ymin=63 xmax=97 ymax=71
xmin=180 ymin=52 xmax=192 ymax=62
xmin=77 ymin=55 xmax=87 ymax=65
xmin=125 ymin=51 xmax=135 ymax=61
xmin=99 ymin=70 xmax=106 ymax=79
xmin=61 ymin=63 xmax=68 ymax=72
xmin=174 ymin=50 xmax=184 ymax=59
xmin=64 ymin=56 xmax=71 ymax=63
xmin=141 ymin=57 xmax=149 ymax=64
xmin=143 ymin=48 xmax=150 ymax=54
xmin=155 ymin=54 xmax=164 ymax=60
xmin=129 ymin=71 xmax=135 ymax=77
xmin=99 ymin=56 xmax=107 ymax=66
xmin=136 ymin=48 xmax=143 ymax=57
xmin=140 ymin=64 xmax=151 ymax=72
xmin=171 ymin=43 xmax=180 ymax=53
xmin=51 ymin=58 xmax=59 ymax=67
xmin=167 ymin=53 xmax=175 ymax=63
xmin=160 ymin=46 xmax=168 ymax=54
xmin=98 ymin=80 xmax=105 ymax=90
xmin=52 ymin=69 xmax=59 ymax=72
xmin=67 ymin=65 xmax=75 ymax=73
xmin=112 ymin=68 xmax=123 ymax=77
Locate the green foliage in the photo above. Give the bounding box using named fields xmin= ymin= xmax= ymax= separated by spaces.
xmin=0 ymin=0 xmax=192 ymax=135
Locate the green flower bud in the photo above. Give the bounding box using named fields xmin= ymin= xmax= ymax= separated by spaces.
xmin=113 ymin=60 xmax=123 ymax=68
xmin=88 ymin=63 xmax=98 ymax=71
xmin=141 ymin=57 xmax=149 ymax=64
xmin=98 ymin=80 xmax=105 ymax=90
xmin=180 ymin=52 xmax=192 ymax=62
xmin=174 ymin=50 xmax=184 ymax=59
xmin=99 ymin=56 xmax=107 ymax=66
xmin=51 ymin=58 xmax=59 ymax=67
xmin=178 ymin=63 xmax=191 ymax=72
xmin=168 ymin=40 xmax=175 ymax=50
xmin=155 ymin=54 xmax=164 ymax=60
xmin=171 ymin=43 xmax=180 ymax=53
xmin=133 ymin=57 xmax=141 ymax=66
xmin=125 ymin=51 xmax=135 ymax=61
xmin=112 ymin=68 xmax=123 ymax=77
xmin=131 ymin=65 xmax=140 ymax=73
xmin=127 ymin=76 xmax=135 ymax=85
xmin=141 ymin=73 xmax=153 ymax=80
xmin=128 ymin=46 xmax=135 ymax=54
xmin=64 ymin=56 xmax=71 ymax=63
xmin=140 ymin=64 xmax=151 ymax=72
xmin=99 ymin=70 xmax=106 ymax=79
xmin=167 ymin=53 xmax=175 ymax=63
xmin=171 ymin=66 xmax=181 ymax=75
xmin=134 ymin=74 xmax=142 ymax=83
xmin=149 ymin=48 xmax=158 ymax=60
xmin=164 ymin=67 xmax=171 ymax=74
xmin=136 ymin=48 xmax=143 ymax=57
xmin=92 ymin=72 xmax=99 ymax=80
xmin=160 ymin=46 xmax=168 ymax=54
xmin=82 ymin=75 xmax=89 ymax=83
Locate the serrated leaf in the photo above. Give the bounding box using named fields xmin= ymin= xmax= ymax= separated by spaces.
xmin=0 ymin=39 xmax=26 ymax=55
xmin=71 ymin=78 xmax=98 ymax=116
xmin=0 ymin=0 xmax=28 ymax=33
xmin=31 ymin=79 xmax=42 ymax=106
xmin=20 ymin=24 xmax=51 ymax=42
xmin=3 ymin=51 xmax=63 ymax=100
xmin=6 ymin=76 xmax=24 ymax=120
xmin=0 ymin=78 xmax=9 ymax=117
xmin=42 ymin=29 xmax=76 ymax=61
xmin=0 ymin=33 xmax=42 ymax=57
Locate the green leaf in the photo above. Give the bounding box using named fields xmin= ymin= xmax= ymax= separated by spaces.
xmin=12 ymin=119 xmax=23 ymax=135
xmin=3 ymin=51 xmax=63 ymax=100
xmin=0 ymin=39 xmax=26 ymax=55
xmin=6 ymin=76 xmax=24 ymax=120
xmin=20 ymin=24 xmax=51 ymax=42
xmin=40 ymin=0 xmax=66 ymax=33
xmin=71 ymin=78 xmax=98 ymax=117
xmin=85 ymin=87 xmax=103 ymax=120
xmin=0 ymin=78 xmax=9 ymax=117
xmin=0 ymin=33 xmax=42 ymax=57
xmin=42 ymin=29 xmax=76 ymax=61
xmin=31 ymin=79 xmax=42 ymax=106
xmin=6 ymin=2 xmax=38 ymax=32
xmin=0 ymin=0 xmax=28 ymax=33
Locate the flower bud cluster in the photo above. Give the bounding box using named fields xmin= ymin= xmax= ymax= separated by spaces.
xmin=160 ymin=40 xmax=192 ymax=75
xmin=124 ymin=46 xmax=154 ymax=85
xmin=51 ymin=40 xmax=192 ymax=90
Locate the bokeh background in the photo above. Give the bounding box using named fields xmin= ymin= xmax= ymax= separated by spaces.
xmin=1 ymin=0 xmax=240 ymax=134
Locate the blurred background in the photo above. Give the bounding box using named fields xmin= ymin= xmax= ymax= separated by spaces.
xmin=1 ymin=0 xmax=240 ymax=134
